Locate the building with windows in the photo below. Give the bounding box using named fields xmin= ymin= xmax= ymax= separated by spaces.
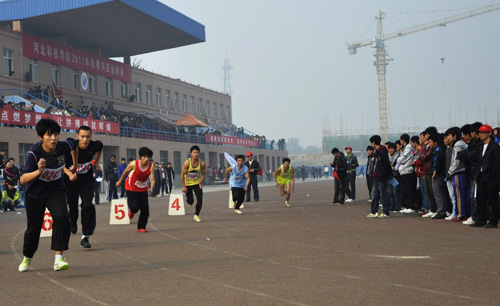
xmin=0 ymin=0 xmax=286 ymax=184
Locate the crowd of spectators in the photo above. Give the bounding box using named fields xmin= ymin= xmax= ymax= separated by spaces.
xmin=2 ymin=93 xmax=285 ymax=150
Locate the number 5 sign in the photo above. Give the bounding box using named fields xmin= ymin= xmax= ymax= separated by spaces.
xmin=40 ymin=208 xmax=53 ymax=237
xmin=109 ymin=199 xmax=130 ymax=225
xmin=168 ymin=194 xmax=185 ymax=216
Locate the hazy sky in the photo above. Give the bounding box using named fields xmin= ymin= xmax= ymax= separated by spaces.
xmin=134 ymin=0 xmax=500 ymax=147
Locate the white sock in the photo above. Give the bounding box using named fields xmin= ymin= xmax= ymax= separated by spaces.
xmin=55 ymin=254 xmax=63 ymax=261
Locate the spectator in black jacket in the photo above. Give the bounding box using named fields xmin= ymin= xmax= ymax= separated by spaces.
xmin=428 ymin=134 xmax=448 ymax=219
xmin=345 ymin=146 xmax=358 ymax=202
xmin=105 ymin=155 xmax=119 ymax=201
xmin=331 ymin=148 xmax=348 ymax=205
xmin=367 ymin=135 xmax=393 ymax=218
xmin=165 ymin=162 xmax=175 ymax=194
xmin=245 ymin=152 xmax=260 ymax=202
xmin=366 ymin=146 xmax=375 ymax=202
xmin=471 ymin=125 xmax=500 ymax=228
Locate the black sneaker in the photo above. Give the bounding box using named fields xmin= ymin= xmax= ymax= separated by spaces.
xmin=484 ymin=222 xmax=498 ymax=229
xmin=81 ymin=237 xmax=91 ymax=248
xmin=70 ymin=223 xmax=77 ymax=234
xmin=432 ymin=213 xmax=446 ymax=220
xmin=11 ymin=207 xmax=16 ymax=211
xmin=469 ymin=222 xmax=486 ymax=228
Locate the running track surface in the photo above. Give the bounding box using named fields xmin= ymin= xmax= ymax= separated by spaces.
xmin=2 ymin=179 xmax=499 ymax=306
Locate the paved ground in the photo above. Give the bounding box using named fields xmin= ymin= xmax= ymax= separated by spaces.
xmin=2 ymin=178 xmax=500 ymax=305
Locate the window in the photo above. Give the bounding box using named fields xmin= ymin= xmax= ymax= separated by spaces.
xmin=28 ymin=59 xmax=38 ymax=82
xmin=205 ymin=100 xmax=210 ymax=116
xmin=121 ymin=81 xmax=128 ymax=100
xmin=0 ymin=142 xmax=8 ymax=160
xmin=19 ymin=143 xmax=32 ymax=168
xmin=89 ymin=73 xmax=96 ymax=94
xmin=146 ymin=85 xmax=152 ymax=105
xmin=135 ymin=82 xmax=141 ymax=103
xmin=127 ymin=149 xmax=137 ymax=160
xmin=174 ymin=92 xmax=179 ymax=110
xmin=156 ymin=88 xmax=162 ymax=106
xmin=160 ymin=150 xmax=168 ymax=165
xmin=219 ymin=154 xmax=225 ymax=169
xmin=190 ymin=96 xmax=195 ymax=113
xmin=71 ymin=69 xmax=79 ymax=90
xmin=3 ymin=48 xmax=14 ymax=77
xmin=174 ymin=151 xmax=181 ymax=175
xmin=105 ymin=78 xmax=113 ymax=97
xmin=213 ymin=102 xmax=217 ymax=118
xmin=182 ymin=94 xmax=187 ymax=112
xmin=226 ymin=106 xmax=231 ymax=121
xmin=51 ymin=64 xmax=60 ymax=86
xmin=220 ymin=104 xmax=224 ymax=119
xmin=198 ymin=98 xmax=202 ymax=114
xmin=165 ymin=90 xmax=170 ymax=108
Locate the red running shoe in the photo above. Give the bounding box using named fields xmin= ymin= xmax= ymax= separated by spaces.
xmin=137 ymin=229 xmax=147 ymax=233
xmin=128 ymin=210 xmax=134 ymax=219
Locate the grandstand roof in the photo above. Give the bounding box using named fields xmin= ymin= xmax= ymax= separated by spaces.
xmin=0 ymin=0 xmax=205 ymax=57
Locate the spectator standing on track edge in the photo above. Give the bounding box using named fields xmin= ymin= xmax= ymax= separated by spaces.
xmin=345 ymin=146 xmax=358 ymax=202
xmin=245 ymin=152 xmax=260 ymax=202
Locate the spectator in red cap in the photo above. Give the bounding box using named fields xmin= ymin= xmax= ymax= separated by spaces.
xmin=470 ymin=124 xmax=500 ymax=228
xmin=244 ymin=152 xmax=260 ymax=202
xmin=344 ymin=146 xmax=358 ymax=202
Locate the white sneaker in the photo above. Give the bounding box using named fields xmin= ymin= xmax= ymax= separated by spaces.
xmin=378 ymin=213 xmax=390 ymax=218
xmin=422 ymin=212 xmax=435 ymax=218
xmin=346 ymin=199 xmax=353 ymax=203
xmin=193 ymin=215 xmax=201 ymax=222
xmin=404 ymin=209 xmax=415 ymax=214
xmin=19 ymin=257 xmax=31 ymax=272
xmin=368 ymin=199 xmax=373 ymax=203
xmin=463 ymin=217 xmax=475 ymax=225
xmin=445 ymin=215 xmax=456 ymax=221
xmin=446 ymin=211 xmax=451 ymax=217
xmin=54 ymin=258 xmax=69 ymax=271
xmin=234 ymin=209 xmax=242 ymax=214
xmin=399 ymin=209 xmax=407 ymax=213
xmin=367 ymin=212 xmax=378 ymax=218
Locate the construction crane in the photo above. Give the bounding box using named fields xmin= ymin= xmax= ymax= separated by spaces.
xmin=347 ymin=3 xmax=500 ymax=141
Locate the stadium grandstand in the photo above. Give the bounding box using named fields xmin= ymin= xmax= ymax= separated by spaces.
xmin=0 ymin=0 xmax=287 ymax=190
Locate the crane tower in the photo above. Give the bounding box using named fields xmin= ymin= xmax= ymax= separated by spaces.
xmin=347 ymin=3 xmax=500 ymax=142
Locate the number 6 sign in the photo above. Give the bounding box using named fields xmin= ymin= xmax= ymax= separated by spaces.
xmin=40 ymin=208 xmax=53 ymax=237
xmin=109 ymin=199 xmax=130 ymax=225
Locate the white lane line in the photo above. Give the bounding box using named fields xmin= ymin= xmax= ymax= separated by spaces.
xmin=10 ymin=230 xmax=111 ymax=306
xmin=372 ymin=255 xmax=430 ymax=260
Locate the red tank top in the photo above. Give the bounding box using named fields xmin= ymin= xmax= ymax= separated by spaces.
xmin=125 ymin=160 xmax=152 ymax=192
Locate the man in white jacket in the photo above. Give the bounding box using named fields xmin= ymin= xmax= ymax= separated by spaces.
xmin=397 ymin=134 xmax=417 ymax=213
xmin=446 ymin=127 xmax=471 ymax=222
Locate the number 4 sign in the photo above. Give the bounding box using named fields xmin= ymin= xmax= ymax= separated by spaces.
xmin=109 ymin=199 xmax=130 ymax=225
xmin=40 ymin=208 xmax=53 ymax=237
xmin=168 ymin=194 xmax=185 ymax=216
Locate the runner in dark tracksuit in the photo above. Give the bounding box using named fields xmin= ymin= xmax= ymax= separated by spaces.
xmin=64 ymin=126 xmax=103 ymax=248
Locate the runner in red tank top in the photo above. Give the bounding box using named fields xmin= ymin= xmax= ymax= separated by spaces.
xmin=116 ymin=147 xmax=155 ymax=232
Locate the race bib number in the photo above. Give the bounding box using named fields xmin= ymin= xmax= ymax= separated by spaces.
xmin=39 ymin=165 xmax=65 ymax=182
xmin=187 ymin=171 xmax=198 ymax=180
xmin=76 ymin=162 xmax=92 ymax=174
xmin=135 ymin=180 xmax=148 ymax=189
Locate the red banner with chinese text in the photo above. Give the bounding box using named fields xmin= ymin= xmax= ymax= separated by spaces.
xmin=205 ymin=134 xmax=258 ymax=147
xmin=0 ymin=109 xmax=120 ymax=134
xmin=23 ymin=33 xmax=131 ymax=82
